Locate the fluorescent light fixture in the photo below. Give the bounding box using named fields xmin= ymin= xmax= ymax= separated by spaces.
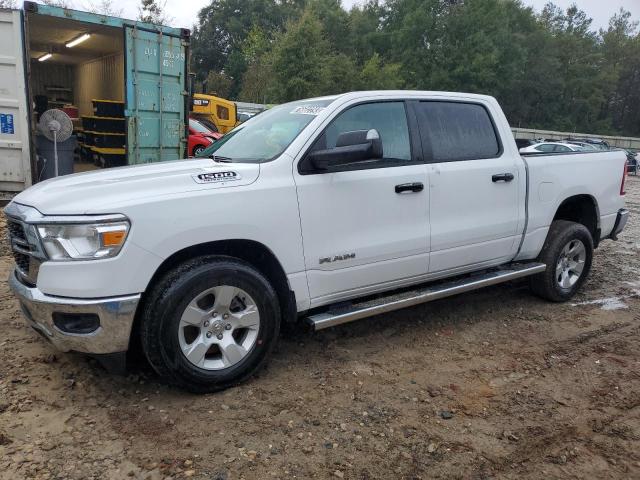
xmin=66 ymin=33 xmax=91 ymax=48
xmin=38 ymin=53 xmax=52 ymax=62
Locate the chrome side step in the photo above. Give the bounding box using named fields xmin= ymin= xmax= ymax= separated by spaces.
xmin=306 ymin=262 xmax=546 ymax=331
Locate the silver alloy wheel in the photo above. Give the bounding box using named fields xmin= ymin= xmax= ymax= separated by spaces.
xmin=178 ymin=285 xmax=260 ymax=370
xmin=555 ymin=239 xmax=587 ymax=289
xmin=193 ymin=146 xmax=205 ymax=156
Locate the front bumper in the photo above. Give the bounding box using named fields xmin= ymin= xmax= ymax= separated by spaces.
xmin=610 ymin=208 xmax=629 ymax=241
xmin=9 ymin=270 xmax=140 ymax=354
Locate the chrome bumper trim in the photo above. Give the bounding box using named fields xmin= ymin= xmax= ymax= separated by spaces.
xmin=8 ymin=271 xmax=140 ymax=354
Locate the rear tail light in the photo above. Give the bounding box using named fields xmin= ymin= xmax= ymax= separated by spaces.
xmin=621 ymin=162 xmax=627 ymax=195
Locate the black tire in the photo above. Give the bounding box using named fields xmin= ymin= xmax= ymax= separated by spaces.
xmin=530 ymin=220 xmax=593 ymax=302
xmin=140 ymin=255 xmax=281 ymax=393
xmin=192 ymin=145 xmax=206 ymax=157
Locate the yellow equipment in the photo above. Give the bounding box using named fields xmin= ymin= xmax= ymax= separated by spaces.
xmin=191 ymin=93 xmax=239 ymax=134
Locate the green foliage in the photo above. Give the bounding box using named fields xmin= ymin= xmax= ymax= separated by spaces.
xmin=600 ymin=9 xmax=640 ymax=136
xmin=307 ymin=0 xmax=350 ymax=54
xmin=238 ymin=26 xmax=273 ymax=103
xmin=138 ymin=0 xmax=171 ymax=25
xmin=199 ymin=71 xmax=234 ymax=99
xmin=360 ymin=53 xmax=404 ymax=90
xmin=191 ymin=0 xmax=303 ymax=97
xmin=267 ymin=10 xmax=332 ymax=101
xmin=190 ymin=0 xmax=640 ymax=136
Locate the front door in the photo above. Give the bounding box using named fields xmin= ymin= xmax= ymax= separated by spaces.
xmin=412 ymin=100 xmax=522 ymax=273
xmin=294 ymin=101 xmax=430 ymax=306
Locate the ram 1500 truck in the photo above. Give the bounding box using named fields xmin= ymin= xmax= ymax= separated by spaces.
xmin=5 ymin=91 xmax=629 ymax=392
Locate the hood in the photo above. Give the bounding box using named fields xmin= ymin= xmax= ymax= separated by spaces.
xmin=12 ymin=159 xmax=260 ymax=215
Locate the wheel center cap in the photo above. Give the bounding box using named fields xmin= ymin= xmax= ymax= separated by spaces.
xmin=210 ymin=320 xmax=225 ymax=336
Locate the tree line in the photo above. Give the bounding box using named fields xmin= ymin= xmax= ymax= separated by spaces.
xmin=190 ymin=0 xmax=640 ymax=137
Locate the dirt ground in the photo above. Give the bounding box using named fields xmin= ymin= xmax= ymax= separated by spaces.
xmin=0 ymin=178 xmax=639 ymax=480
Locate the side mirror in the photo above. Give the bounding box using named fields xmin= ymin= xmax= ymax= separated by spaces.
xmin=309 ymin=129 xmax=383 ymax=170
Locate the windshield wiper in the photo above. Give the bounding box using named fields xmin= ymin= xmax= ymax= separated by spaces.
xmin=210 ymin=155 xmax=233 ymax=163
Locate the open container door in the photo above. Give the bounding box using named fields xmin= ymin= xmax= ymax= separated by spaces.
xmin=0 ymin=9 xmax=32 ymax=193
xmin=125 ymin=25 xmax=187 ymax=164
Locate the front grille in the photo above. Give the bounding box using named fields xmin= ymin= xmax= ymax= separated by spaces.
xmin=6 ymin=216 xmax=41 ymax=285
xmin=13 ymin=250 xmax=30 ymax=273
xmin=7 ymin=219 xmax=26 ymax=242
xmin=7 ymin=219 xmax=32 ymax=275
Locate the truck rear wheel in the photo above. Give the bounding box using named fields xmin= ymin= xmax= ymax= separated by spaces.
xmin=530 ymin=220 xmax=593 ymax=302
xmin=140 ymin=256 xmax=280 ymax=393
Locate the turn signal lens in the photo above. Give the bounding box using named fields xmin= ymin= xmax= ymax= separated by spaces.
xmin=101 ymin=230 xmax=126 ymax=247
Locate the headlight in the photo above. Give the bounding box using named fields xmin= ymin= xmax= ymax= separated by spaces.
xmin=37 ymin=221 xmax=130 ymax=261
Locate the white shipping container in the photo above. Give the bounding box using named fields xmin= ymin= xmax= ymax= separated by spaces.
xmin=0 ymin=9 xmax=32 ymax=195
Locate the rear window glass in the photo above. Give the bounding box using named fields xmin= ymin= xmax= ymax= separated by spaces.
xmin=537 ymin=144 xmax=555 ymax=152
xmin=415 ymin=102 xmax=500 ymax=162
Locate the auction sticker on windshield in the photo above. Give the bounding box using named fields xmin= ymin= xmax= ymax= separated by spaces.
xmin=291 ymin=105 xmax=325 ymax=115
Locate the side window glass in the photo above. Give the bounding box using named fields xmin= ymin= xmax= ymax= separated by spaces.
xmin=415 ymin=101 xmax=500 ymax=162
xmin=314 ymin=102 xmax=411 ymax=162
xmin=538 ymin=144 xmax=554 ymax=152
xmin=217 ymin=105 xmax=230 ymax=121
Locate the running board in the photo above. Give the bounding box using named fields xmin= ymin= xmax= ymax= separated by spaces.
xmin=306 ymin=262 xmax=546 ymax=331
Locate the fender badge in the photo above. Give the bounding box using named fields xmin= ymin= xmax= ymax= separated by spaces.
xmin=319 ymin=253 xmax=356 ymax=265
xmin=192 ymin=171 xmax=241 ymax=184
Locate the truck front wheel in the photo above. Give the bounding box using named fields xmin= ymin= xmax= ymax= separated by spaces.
xmin=140 ymin=256 xmax=281 ymax=393
xmin=530 ymin=220 xmax=594 ymax=302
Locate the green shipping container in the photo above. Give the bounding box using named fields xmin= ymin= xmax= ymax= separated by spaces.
xmin=124 ymin=25 xmax=187 ymax=164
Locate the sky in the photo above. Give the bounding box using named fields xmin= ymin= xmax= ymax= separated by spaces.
xmin=524 ymin=0 xmax=640 ymax=30
xmin=27 ymin=1 xmax=640 ymax=31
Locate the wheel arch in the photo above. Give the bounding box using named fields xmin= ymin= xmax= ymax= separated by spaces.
xmin=129 ymin=239 xmax=297 ymax=352
xmin=552 ymin=194 xmax=600 ymax=247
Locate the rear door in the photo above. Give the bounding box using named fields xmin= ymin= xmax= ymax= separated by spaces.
xmin=124 ymin=26 xmax=187 ymax=163
xmin=412 ymin=100 xmax=522 ymax=273
xmin=0 ymin=9 xmax=32 ymax=193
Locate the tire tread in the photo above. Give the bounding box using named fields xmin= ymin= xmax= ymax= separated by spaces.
xmin=530 ymin=220 xmax=593 ymax=302
xmin=140 ymin=255 xmax=280 ymax=393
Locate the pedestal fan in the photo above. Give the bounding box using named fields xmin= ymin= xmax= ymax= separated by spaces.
xmin=38 ymin=109 xmax=73 ymax=178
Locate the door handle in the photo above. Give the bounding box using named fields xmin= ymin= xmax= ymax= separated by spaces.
xmin=492 ymin=173 xmax=514 ymax=183
xmin=395 ymin=182 xmax=424 ymax=194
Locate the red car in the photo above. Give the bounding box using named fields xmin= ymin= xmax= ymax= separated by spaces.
xmin=188 ymin=118 xmax=222 ymax=157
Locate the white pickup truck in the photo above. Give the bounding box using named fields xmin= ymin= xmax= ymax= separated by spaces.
xmin=5 ymin=91 xmax=629 ymax=392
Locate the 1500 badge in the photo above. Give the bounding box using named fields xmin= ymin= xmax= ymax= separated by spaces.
xmin=319 ymin=253 xmax=356 ymax=265
xmin=192 ymin=171 xmax=241 ymax=184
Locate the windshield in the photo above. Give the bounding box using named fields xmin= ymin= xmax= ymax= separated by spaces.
xmin=196 ymin=99 xmax=335 ymax=162
xmin=190 ymin=118 xmax=212 ymax=134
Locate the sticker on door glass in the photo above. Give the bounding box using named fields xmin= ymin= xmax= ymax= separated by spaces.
xmin=0 ymin=114 xmax=14 ymax=134
xmin=291 ymin=105 xmax=325 ymax=116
